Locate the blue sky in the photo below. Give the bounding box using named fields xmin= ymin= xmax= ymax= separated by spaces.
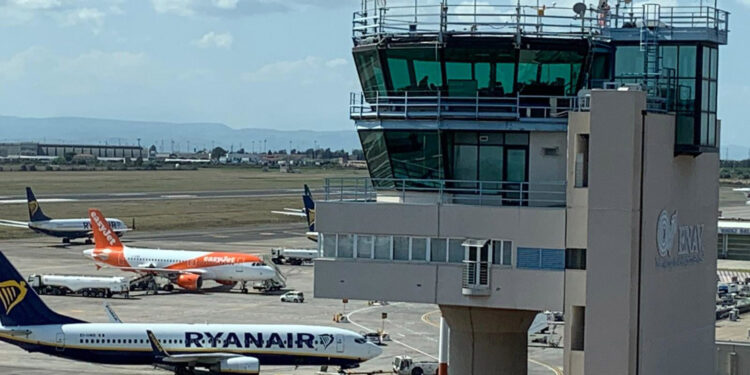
xmin=0 ymin=0 xmax=746 ymax=143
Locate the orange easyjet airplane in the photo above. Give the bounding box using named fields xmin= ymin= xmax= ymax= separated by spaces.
xmin=83 ymin=209 xmax=275 ymax=293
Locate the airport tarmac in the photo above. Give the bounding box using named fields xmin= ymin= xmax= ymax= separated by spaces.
xmin=0 ymin=225 xmax=564 ymax=375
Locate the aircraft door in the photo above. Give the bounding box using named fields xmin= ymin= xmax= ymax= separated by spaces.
xmin=335 ymin=335 xmax=344 ymax=353
xmin=55 ymin=332 xmax=65 ymax=352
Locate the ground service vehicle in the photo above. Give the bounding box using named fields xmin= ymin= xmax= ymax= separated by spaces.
xmin=271 ymin=248 xmax=319 ymax=265
xmin=27 ymin=274 xmax=130 ymax=298
xmin=280 ymin=291 xmax=304 ymax=303
xmin=393 ymin=356 xmax=438 ymax=375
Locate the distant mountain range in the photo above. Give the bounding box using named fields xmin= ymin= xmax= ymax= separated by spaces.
xmin=0 ymin=116 xmax=360 ymax=153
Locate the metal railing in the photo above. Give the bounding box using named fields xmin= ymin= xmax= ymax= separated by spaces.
xmin=353 ymin=1 xmax=728 ymax=43
xmin=350 ymin=92 xmax=578 ymax=121
xmin=324 ymin=177 xmax=567 ymax=207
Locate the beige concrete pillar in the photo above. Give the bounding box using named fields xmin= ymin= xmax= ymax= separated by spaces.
xmin=440 ymin=305 xmax=537 ymax=375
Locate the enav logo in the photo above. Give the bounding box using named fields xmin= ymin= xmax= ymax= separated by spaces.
xmin=0 ymin=280 xmax=27 ymax=315
xmin=656 ymin=210 xmax=705 ymax=268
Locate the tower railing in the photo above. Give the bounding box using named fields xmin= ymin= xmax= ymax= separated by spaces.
xmin=323 ymin=177 xmax=567 ymax=207
xmin=350 ymin=92 xmax=578 ymax=121
xmin=353 ymin=1 xmax=728 ymax=44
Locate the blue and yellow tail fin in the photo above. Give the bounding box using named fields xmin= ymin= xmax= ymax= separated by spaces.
xmin=303 ymin=184 xmax=315 ymax=233
xmin=0 ymin=252 xmax=83 ymax=326
xmin=26 ymin=187 xmax=52 ymax=222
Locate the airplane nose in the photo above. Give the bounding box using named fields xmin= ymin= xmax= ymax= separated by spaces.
xmin=261 ymin=266 xmax=276 ymax=279
xmin=367 ymin=343 xmax=383 ymax=359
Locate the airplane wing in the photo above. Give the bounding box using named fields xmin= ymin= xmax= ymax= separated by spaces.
xmin=103 ymin=302 xmax=122 ymax=323
xmin=272 ymin=210 xmax=306 ymax=217
xmin=0 ymin=220 xmax=29 ymax=229
xmin=147 ymin=330 xmax=257 ymax=367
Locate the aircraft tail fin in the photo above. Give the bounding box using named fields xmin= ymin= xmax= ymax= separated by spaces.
xmin=89 ymin=209 xmax=123 ymax=249
xmin=302 ymin=184 xmax=315 ymax=233
xmin=26 ymin=187 xmax=51 ymax=222
xmin=147 ymin=330 xmax=170 ymax=358
xmin=0 ymin=252 xmax=83 ymax=326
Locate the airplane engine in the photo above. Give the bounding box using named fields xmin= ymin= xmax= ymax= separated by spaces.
xmin=176 ymin=273 xmax=203 ymax=291
xmin=211 ymin=357 xmax=260 ymax=374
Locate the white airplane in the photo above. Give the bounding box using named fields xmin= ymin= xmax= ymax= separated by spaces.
xmin=0 ymin=252 xmax=382 ymax=374
xmin=272 ymin=185 xmax=318 ymax=242
xmin=83 ymin=208 xmax=276 ymax=293
xmin=733 ymin=188 xmax=750 ymax=205
xmin=0 ymin=187 xmax=129 ymax=244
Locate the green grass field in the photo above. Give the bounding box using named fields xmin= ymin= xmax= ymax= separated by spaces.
xmin=0 ymin=167 xmax=366 ymax=240
xmin=0 ymin=166 xmax=368 ymax=196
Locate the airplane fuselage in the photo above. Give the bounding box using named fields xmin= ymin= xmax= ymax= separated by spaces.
xmin=29 ymin=218 xmax=127 ymax=240
xmin=0 ymin=323 xmax=380 ymax=368
xmin=85 ymin=247 xmax=275 ymax=283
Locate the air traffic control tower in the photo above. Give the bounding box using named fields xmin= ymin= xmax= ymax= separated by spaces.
xmin=314 ymin=1 xmax=729 ymax=374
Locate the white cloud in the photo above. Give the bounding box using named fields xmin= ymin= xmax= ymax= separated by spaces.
xmin=325 ymin=58 xmax=348 ymax=68
xmin=8 ymin=0 xmax=61 ymax=10
xmin=152 ymin=0 xmax=242 ymax=16
xmin=151 ymin=0 xmax=194 ymax=16
xmin=62 ymin=7 xmax=106 ymax=27
xmin=242 ymin=56 xmax=348 ymax=84
xmin=212 ymin=0 xmax=238 ymax=9
xmin=192 ymin=31 xmax=234 ymax=49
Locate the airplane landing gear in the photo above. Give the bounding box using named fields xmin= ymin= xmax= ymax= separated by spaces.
xmin=62 ymin=238 xmax=70 ymax=244
xmin=240 ymin=281 xmax=248 ymax=294
xmin=85 ymin=238 xmax=93 ymax=245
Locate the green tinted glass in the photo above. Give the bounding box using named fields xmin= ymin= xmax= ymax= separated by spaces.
xmin=354 ymin=50 xmax=386 ymax=98
xmin=385 ymin=131 xmax=443 ymax=180
xmin=675 ymin=114 xmax=695 ymax=145
xmin=359 ymin=130 xmax=393 ymax=180
xmin=615 ymin=46 xmax=644 ymax=76
xmin=679 ymin=46 xmax=697 ymax=78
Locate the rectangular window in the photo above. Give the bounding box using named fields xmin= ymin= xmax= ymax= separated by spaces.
xmin=448 ymin=239 xmax=464 ymax=263
xmin=492 ymin=240 xmax=512 ymax=266
xmin=338 ymin=234 xmax=354 ymax=258
xmin=430 ymin=238 xmax=447 ymax=262
xmin=374 ymin=236 xmax=392 ymax=260
xmin=505 ymin=149 xmax=527 ymax=182
xmin=356 ymin=235 xmax=373 ymax=259
xmin=614 ymin=46 xmax=644 ymax=76
xmin=571 ymin=306 xmax=586 ymax=351
xmin=323 ymin=234 xmax=337 ymax=258
xmin=678 ymin=46 xmax=697 ymax=78
xmin=575 ymin=134 xmax=589 ymax=188
xmin=565 ymin=248 xmax=587 ymax=270
xmin=385 ymin=131 xmax=443 ymax=181
xmin=394 ymin=236 xmax=410 ymax=261
xmin=503 ymin=241 xmax=512 ymax=265
xmin=411 ymin=237 xmax=427 ymax=261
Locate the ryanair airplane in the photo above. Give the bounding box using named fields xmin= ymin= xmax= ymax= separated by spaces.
xmin=0 ymin=187 xmax=129 ymax=244
xmin=0 ymin=252 xmax=382 ymax=374
xmin=271 ymin=184 xmax=318 ymax=242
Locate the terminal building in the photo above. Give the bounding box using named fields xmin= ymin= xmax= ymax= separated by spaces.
xmin=0 ymin=142 xmax=145 ymax=159
xmin=314 ymin=1 xmax=728 ymax=374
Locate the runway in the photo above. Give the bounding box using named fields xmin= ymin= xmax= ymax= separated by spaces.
xmin=0 ymin=188 xmax=318 ymax=205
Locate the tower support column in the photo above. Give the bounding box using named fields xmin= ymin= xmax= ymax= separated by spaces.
xmin=440 ymin=305 xmax=537 ymax=375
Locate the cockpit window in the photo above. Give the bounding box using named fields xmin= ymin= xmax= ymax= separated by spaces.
xmin=354 ymin=338 xmax=366 ymax=344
